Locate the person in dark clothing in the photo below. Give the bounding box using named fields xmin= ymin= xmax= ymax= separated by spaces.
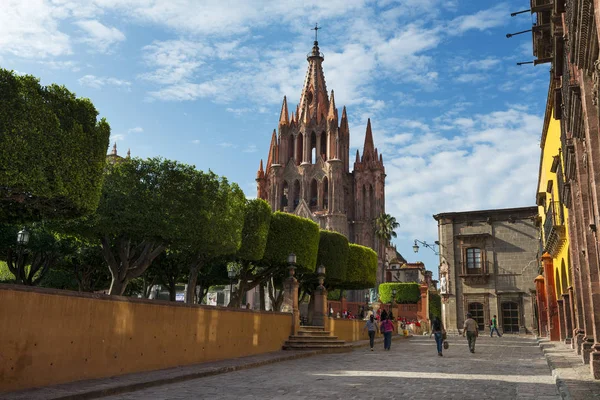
xmin=363 ymin=314 xmax=379 ymax=351
xmin=430 ymin=317 xmax=445 ymax=356
xmin=381 ymin=309 xmax=388 ymax=321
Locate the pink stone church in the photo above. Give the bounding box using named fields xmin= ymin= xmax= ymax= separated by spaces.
xmin=255 ymin=37 xmax=388 ymax=291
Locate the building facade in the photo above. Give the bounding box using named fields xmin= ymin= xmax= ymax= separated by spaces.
xmin=526 ymin=0 xmax=600 ymax=378
xmin=434 ymin=207 xmax=539 ymax=335
xmin=256 ymin=39 xmax=387 ymax=286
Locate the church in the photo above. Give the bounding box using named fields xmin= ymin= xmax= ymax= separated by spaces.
xmin=256 ymin=36 xmax=387 ymax=288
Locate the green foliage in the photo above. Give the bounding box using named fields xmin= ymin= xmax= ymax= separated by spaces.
xmin=429 ymin=292 xmax=442 ymax=320
xmin=316 ymin=230 xmax=348 ymax=285
xmin=373 ymin=213 xmax=400 ymax=244
xmin=0 ymin=261 xmax=14 ymax=282
xmin=237 ymin=199 xmax=271 ymax=261
xmin=345 ymin=243 xmax=377 ymax=289
xmin=0 ymin=69 xmax=110 ymax=223
xmin=327 ymin=288 xmax=341 ymax=301
xmin=379 ymin=282 xmax=421 ymax=304
xmin=263 ymin=212 xmax=320 ymax=272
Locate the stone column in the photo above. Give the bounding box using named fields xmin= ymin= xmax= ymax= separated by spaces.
xmin=417 ymin=283 xmax=429 ymax=322
xmin=542 ymin=253 xmax=560 ymax=341
xmin=562 ymin=293 xmax=573 ymax=345
xmin=313 ymin=287 xmax=328 ymax=327
xmin=535 ymin=275 xmax=548 ymax=337
xmin=282 ymin=275 xmax=300 ymax=336
xmin=557 ymin=299 xmax=566 ymax=342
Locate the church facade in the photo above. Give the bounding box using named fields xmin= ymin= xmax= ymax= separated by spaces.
xmin=256 ymin=39 xmax=387 ymax=286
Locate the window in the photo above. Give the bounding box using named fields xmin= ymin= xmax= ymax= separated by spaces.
xmin=501 ymin=302 xmax=520 ymax=333
xmin=466 ymin=248 xmax=482 ymax=269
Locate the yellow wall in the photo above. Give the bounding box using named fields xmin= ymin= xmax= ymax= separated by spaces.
xmin=328 ymin=317 xmax=387 ymax=341
xmin=0 ymin=285 xmax=292 ymax=392
xmin=537 ymin=110 xmax=571 ymax=297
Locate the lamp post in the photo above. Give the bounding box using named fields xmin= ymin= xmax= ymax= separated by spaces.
xmin=16 ymin=227 xmax=30 ymax=283
xmin=287 ymin=253 xmax=297 ymax=279
xmin=391 ymin=287 xmax=397 ymax=311
xmin=412 ymin=239 xmax=440 ymax=255
xmin=317 ymin=264 xmax=326 ymax=290
xmin=227 ymin=262 xmax=237 ymax=302
xmin=365 ymin=292 xmax=370 ymax=309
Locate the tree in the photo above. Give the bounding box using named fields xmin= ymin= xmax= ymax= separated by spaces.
xmin=0 ymin=69 xmax=110 ymax=223
xmin=73 ymin=157 xmax=203 ymax=295
xmin=228 ymin=199 xmax=272 ymax=308
xmin=378 ymin=282 xmax=421 ymax=304
xmin=374 ymin=213 xmax=400 ymax=245
xmin=0 ymin=223 xmax=65 ymax=286
xmin=344 ymin=243 xmax=377 ymax=290
xmin=316 ymin=230 xmax=349 ymax=288
xmin=55 ymin=238 xmax=110 ymax=292
xmin=181 ymin=173 xmax=246 ymax=304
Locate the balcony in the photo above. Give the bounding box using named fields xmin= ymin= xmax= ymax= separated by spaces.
xmin=459 ymin=261 xmax=490 ymax=285
xmin=544 ymin=201 xmax=566 ymax=257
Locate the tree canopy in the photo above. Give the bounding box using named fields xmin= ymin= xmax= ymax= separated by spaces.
xmin=379 ymin=282 xmax=421 ymax=304
xmin=316 ymin=229 xmax=349 ymax=286
xmin=0 ymin=69 xmax=110 ymax=223
xmin=373 ymin=213 xmax=400 ymax=244
xmin=345 ymin=243 xmax=377 ymax=289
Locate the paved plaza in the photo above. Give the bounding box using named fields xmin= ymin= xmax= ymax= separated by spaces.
xmin=103 ymin=335 xmax=560 ymax=400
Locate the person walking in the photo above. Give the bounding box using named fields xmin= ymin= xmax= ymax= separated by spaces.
xmin=490 ymin=315 xmax=502 ymax=337
xmin=380 ymin=316 xmax=395 ymax=351
xmin=430 ymin=316 xmax=445 ymax=356
xmin=363 ymin=314 xmax=379 ymax=351
xmin=462 ymin=313 xmax=479 ymax=353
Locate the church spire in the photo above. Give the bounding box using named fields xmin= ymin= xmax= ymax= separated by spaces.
xmin=279 ymin=96 xmax=289 ymax=126
xmin=362 ymin=118 xmax=375 ymax=161
xmin=266 ymin=129 xmax=278 ymax=170
xmin=256 ymin=159 xmax=265 ymax=179
xmin=327 ymin=90 xmax=337 ymax=121
xmin=298 ymin=30 xmax=329 ymax=124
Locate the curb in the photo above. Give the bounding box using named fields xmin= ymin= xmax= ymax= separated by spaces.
xmin=11 ymin=335 xmax=410 ymax=400
xmin=536 ymin=338 xmax=573 ymax=400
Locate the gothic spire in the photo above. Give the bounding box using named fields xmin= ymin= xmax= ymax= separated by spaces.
xmin=111 ymin=142 xmax=117 ymax=156
xmin=362 ymin=118 xmax=375 ymax=161
xmin=298 ymin=36 xmax=329 ymax=124
xmin=266 ymin=129 xmax=278 ymax=170
xmin=279 ymin=96 xmax=289 ymax=126
xmin=327 ymin=90 xmax=337 ymax=121
xmin=256 ymin=159 xmax=265 ymax=179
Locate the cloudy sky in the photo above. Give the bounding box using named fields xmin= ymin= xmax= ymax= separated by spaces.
xmin=1 ymin=0 xmax=548 ymax=277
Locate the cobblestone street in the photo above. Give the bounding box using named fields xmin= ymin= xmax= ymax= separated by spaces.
xmin=104 ymin=335 xmax=560 ymax=400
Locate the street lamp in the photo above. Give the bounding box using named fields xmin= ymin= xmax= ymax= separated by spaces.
xmin=17 ymin=227 xmax=30 ymax=246
xmin=317 ymin=264 xmax=326 ymax=290
xmin=365 ymin=292 xmax=370 ymax=308
xmin=287 ymin=253 xmax=297 ymax=278
xmin=413 ymin=239 xmax=440 ymax=255
xmin=16 ymin=227 xmax=30 ymax=282
xmin=227 ymin=262 xmax=237 ymax=297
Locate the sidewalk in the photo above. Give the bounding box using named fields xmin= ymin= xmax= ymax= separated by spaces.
xmin=3 ymin=335 xmax=409 ymax=400
xmin=538 ymin=338 xmax=600 ymax=399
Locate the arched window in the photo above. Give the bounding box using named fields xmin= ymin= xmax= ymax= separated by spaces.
xmin=293 ymin=180 xmax=301 ymax=209
xmin=555 ymin=269 xmax=562 ymax=297
xmin=468 ymin=302 xmax=485 ymax=331
xmin=296 ymin=134 xmax=304 ymax=166
xmin=309 ymin=179 xmax=318 ymax=209
xmin=288 ymin=135 xmax=294 ymax=163
xmin=466 ymin=248 xmax=482 ymax=273
xmin=280 ymin=181 xmax=289 ymax=211
xmin=320 ymin=131 xmax=327 ymax=160
xmin=310 ymin=131 xmax=317 ymax=164
xmin=322 ymin=177 xmax=329 ymax=210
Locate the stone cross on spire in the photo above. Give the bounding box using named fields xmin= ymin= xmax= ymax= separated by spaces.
xmin=312 ymin=23 xmax=320 ymax=42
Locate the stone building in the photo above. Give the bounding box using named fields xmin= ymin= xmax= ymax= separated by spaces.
xmin=433 ymin=207 xmax=539 ymax=335
xmin=525 ymin=0 xmax=600 ymax=379
xmin=256 ymin=38 xmax=387 ymax=288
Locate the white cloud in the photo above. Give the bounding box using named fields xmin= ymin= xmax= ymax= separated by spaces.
xmin=128 ymin=127 xmax=143 ymax=134
xmin=243 ymin=144 xmax=258 ymax=153
xmin=38 ymin=60 xmax=80 ymax=71
xmin=219 ymin=142 xmax=235 ymax=148
xmin=78 ymin=74 xmax=131 ymax=90
xmin=455 ymin=73 xmax=487 ymax=83
xmin=191 ymin=139 xmax=201 ymax=144
xmin=448 ymin=4 xmax=508 ymax=35
xmin=75 ymin=20 xmax=125 ymax=53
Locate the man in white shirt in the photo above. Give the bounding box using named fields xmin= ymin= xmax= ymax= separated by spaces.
xmin=462 ymin=313 xmax=479 ymax=353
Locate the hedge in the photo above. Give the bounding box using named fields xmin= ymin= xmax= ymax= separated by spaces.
xmin=429 ymin=292 xmax=442 ymax=320
xmin=263 ymin=212 xmax=320 ymax=272
xmin=345 ymin=243 xmax=377 ymax=289
xmin=316 ymin=230 xmax=349 ymax=285
xmin=379 ymin=282 xmax=421 ymax=304
xmin=237 ymin=199 xmax=272 ymax=261
xmin=0 ymin=69 xmax=111 ymax=223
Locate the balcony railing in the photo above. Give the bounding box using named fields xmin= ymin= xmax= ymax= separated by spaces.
xmin=544 ymin=201 xmax=566 ymax=256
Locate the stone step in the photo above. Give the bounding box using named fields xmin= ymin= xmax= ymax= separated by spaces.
xmin=299 ymin=326 xmax=325 ymax=331
xmin=282 ymin=342 xmax=347 ymax=350
xmin=287 ymin=337 xmax=343 ymax=343
xmin=291 ymin=334 xmax=337 ymax=340
xmin=297 ymin=330 xmax=331 ymax=336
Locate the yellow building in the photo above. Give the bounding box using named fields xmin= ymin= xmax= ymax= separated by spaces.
xmin=535 ymin=80 xmax=572 ymax=342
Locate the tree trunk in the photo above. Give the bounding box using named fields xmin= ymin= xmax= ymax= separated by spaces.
xmin=186 ymin=265 xmax=198 ymax=304
xmin=108 ymin=278 xmax=128 ymax=296
xmin=259 ymin=283 xmax=266 ymax=311
xmin=169 ymin=281 xmax=176 ymax=302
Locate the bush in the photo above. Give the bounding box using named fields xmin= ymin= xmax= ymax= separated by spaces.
xmin=345 ymin=243 xmax=377 ymax=289
xmin=263 ymin=212 xmax=320 ymax=272
xmin=316 ymin=230 xmax=349 ymax=285
xmin=429 ymin=292 xmax=442 ymax=320
xmin=237 ymin=199 xmax=272 ymax=261
xmin=379 ymin=282 xmax=421 ymax=304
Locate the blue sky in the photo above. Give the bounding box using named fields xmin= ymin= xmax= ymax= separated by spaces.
xmin=1 ymin=0 xmax=549 ymax=279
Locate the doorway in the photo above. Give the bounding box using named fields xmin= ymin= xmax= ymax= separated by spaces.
xmin=501 ymin=301 xmax=520 ymax=333
xmin=468 ymin=302 xmax=485 ymax=331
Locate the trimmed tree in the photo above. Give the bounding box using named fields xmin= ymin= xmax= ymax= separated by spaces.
xmin=429 ymin=292 xmax=442 ymax=320
xmin=0 ymin=69 xmax=110 ymax=223
xmin=344 ymin=243 xmax=378 ymax=290
xmin=316 ymin=230 xmax=349 ymax=287
xmin=378 ymin=282 xmax=421 ymax=304
xmin=228 ymin=199 xmax=272 ymax=307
